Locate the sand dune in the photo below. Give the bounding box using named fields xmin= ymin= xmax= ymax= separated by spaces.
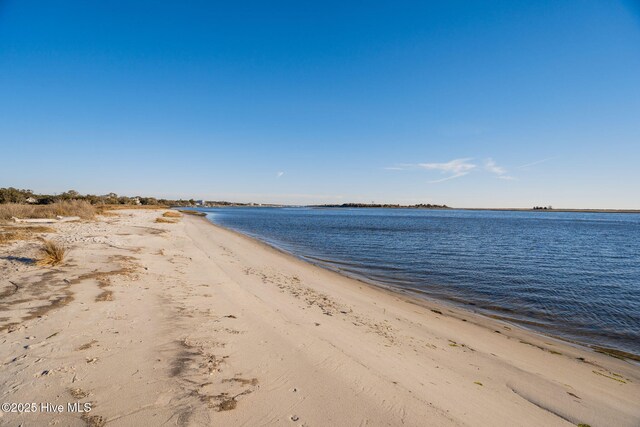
xmin=1 ymin=209 xmax=638 ymax=426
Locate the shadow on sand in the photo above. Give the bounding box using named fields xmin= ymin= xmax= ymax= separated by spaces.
xmin=1 ymin=256 xmax=36 ymax=265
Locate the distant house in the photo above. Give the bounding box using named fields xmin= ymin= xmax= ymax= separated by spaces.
xmin=132 ymin=197 xmax=141 ymax=205
xmin=196 ymin=200 xmax=205 ymax=206
xmin=25 ymin=197 xmax=38 ymax=204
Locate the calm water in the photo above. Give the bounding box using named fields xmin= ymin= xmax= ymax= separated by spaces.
xmin=199 ymin=207 xmax=640 ymax=355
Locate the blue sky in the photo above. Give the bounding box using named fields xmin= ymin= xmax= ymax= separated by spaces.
xmin=1 ymin=1 xmax=639 ymax=208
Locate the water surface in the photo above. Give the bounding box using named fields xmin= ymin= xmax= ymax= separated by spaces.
xmin=199 ymin=207 xmax=640 ymax=355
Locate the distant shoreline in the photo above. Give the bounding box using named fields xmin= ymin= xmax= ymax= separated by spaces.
xmin=195 ymin=204 xmax=640 ymax=214
xmin=455 ymin=207 xmax=640 ymax=214
xmin=3 ymin=187 xmax=637 ymax=213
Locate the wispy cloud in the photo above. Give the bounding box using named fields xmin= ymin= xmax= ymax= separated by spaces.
xmin=419 ymin=158 xmax=477 ymax=183
xmin=484 ymin=158 xmax=515 ymax=180
xmin=484 ymin=158 xmax=506 ymax=175
xmin=516 ymin=157 xmax=556 ymax=169
xmin=419 ymin=158 xmax=476 ymax=174
xmin=276 ymin=171 xmax=284 ymax=178
xmin=385 ymin=161 xmax=476 ymax=173
xmin=385 ymin=158 xmax=477 ymax=182
xmin=386 ymin=157 xmax=520 ymax=183
xmin=383 ymin=163 xmax=417 ymax=171
xmin=427 ymin=174 xmax=469 ymax=183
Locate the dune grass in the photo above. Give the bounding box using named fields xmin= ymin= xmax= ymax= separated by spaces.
xmin=155 ymin=211 xmax=182 ymax=223
xmin=162 ymin=211 xmax=182 ymax=218
xmin=0 ymin=225 xmax=56 ymax=245
xmin=0 ymin=201 xmax=95 ymax=222
xmin=37 ymin=239 xmax=66 ymax=266
xmin=155 ymin=217 xmax=177 ymax=224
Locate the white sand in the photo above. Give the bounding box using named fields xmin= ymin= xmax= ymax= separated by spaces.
xmin=1 ymin=209 xmax=638 ymax=426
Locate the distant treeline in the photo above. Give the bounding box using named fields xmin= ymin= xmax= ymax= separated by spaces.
xmin=0 ymin=187 xmax=232 ymax=207
xmin=1 ymin=188 xmax=448 ymax=209
xmin=312 ymin=203 xmax=450 ymax=209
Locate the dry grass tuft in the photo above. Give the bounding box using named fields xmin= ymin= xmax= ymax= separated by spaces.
xmin=0 ymin=225 xmax=56 ymax=245
xmin=155 ymin=217 xmax=177 ymax=224
xmin=0 ymin=200 xmax=95 ymax=221
xmin=0 ymin=230 xmax=28 ymax=245
xmin=162 ymin=211 xmax=182 ymax=218
xmin=37 ymin=239 xmax=66 ymax=266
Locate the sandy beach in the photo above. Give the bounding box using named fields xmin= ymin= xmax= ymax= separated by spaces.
xmin=1 ymin=208 xmax=638 ymax=427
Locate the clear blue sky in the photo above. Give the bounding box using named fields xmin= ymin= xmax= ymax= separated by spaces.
xmin=1 ymin=1 xmax=639 ymax=208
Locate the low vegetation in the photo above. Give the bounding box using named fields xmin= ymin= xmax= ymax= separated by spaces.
xmin=37 ymin=239 xmax=66 ymax=266
xmin=0 ymin=187 xmax=199 ymax=207
xmin=0 ymin=225 xmax=56 ymax=245
xmin=0 ymin=187 xmax=276 ymax=209
xmin=155 ymin=217 xmax=177 ymax=224
xmin=162 ymin=211 xmax=182 ymax=218
xmin=0 ymin=200 xmax=95 ymax=221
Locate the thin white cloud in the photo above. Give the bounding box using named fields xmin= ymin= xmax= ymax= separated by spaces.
xmin=484 ymin=158 xmax=515 ymax=180
xmin=428 ymin=174 xmax=468 ymax=183
xmin=419 ymin=158 xmax=476 ymax=174
xmin=516 ymin=157 xmax=556 ymax=169
xmin=276 ymin=171 xmax=284 ymax=178
xmin=419 ymin=158 xmax=476 ymax=182
xmin=385 ymin=158 xmax=476 ymax=182
xmin=386 ymin=157 xmax=518 ymax=183
xmin=383 ymin=163 xmax=418 ymax=171
xmin=484 ymin=158 xmax=506 ymax=175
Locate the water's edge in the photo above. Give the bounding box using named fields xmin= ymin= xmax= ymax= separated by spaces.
xmin=196 ymin=212 xmax=640 ymax=363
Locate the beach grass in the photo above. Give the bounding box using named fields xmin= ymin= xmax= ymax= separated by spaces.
xmin=37 ymin=239 xmax=66 ymax=266
xmin=162 ymin=211 xmax=182 ymax=218
xmin=0 ymin=201 xmax=95 ymax=222
xmin=155 ymin=217 xmax=177 ymax=224
xmin=0 ymin=225 xmax=56 ymax=245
